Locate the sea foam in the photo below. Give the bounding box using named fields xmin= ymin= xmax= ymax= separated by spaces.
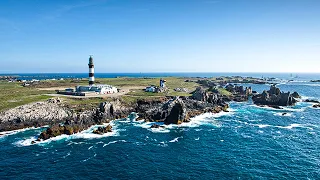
xmin=133 ymin=111 xmax=232 ymax=133
xmin=0 ymin=126 xmax=48 ymax=138
xmin=13 ymin=123 xmax=119 ymax=147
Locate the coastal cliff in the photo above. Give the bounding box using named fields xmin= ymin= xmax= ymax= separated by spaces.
xmin=0 ymin=85 xmax=238 ymax=141
xmin=0 ymin=82 xmax=303 ymax=142
xmin=252 ymin=85 xmax=300 ymax=107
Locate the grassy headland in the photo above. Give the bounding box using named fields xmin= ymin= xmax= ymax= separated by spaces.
xmin=0 ymin=76 xmax=264 ymax=112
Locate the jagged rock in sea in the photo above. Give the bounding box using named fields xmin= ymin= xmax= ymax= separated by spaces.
xmin=252 ymin=85 xmax=298 ymax=106
xmin=291 ymin=92 xmax=301 ymax=99
xmin=312 ymin=104 xmax=320 ymax=108
xmin=139 ymin=97 xmax=187 ymax=125
xmin=92 ymin=125 xmax=112 ymax=135
xmin=304 ymin=99 xmax=320 ymax=103
xmin=138 ymin=90 xmax=229 ymax=125
xmin=150 ymin=124 xmax=161 ymax=128
xmin=163 ymin=98 xmax=187 ymax=125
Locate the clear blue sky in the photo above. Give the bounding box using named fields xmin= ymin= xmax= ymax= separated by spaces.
xmin=0 ymin=0 xmax=319 ymax=73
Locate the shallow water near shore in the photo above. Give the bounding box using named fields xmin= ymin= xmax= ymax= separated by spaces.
xmin=1 ymin=80 xmax=320 ymax=179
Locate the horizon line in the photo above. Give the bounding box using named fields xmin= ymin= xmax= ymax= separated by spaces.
xmin=1 ymin=72 xmax=320 ymax=74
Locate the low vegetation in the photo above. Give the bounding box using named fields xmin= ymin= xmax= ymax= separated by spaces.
xmin=0 ymin=82 xmax=54 ymax=112
xmin=0 ymin=76 xmax=253 ymax=112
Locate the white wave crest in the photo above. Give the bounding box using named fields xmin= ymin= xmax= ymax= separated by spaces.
xmin=251 ymin=105 xmax=306 ymax=112
xmin=169 ymin=136 xmax=183 ymax=143
xmin=0 ymin=126 xmax=48 ymax=138
xmin=255 ymin=123 xmax=316 ymax=130
xmin=303 ymin=84 xmax=320 ymax=87
xmin=13 ymin=123 xmax=119 ymax=147
xmin=257 ymin=124 xmax=271 ymax=128
xmin=103 ymin=140 xmax=126 ymax=147
xmin=134 ymin=111 xmax=232 ymax=133
xmin=273 ymin=112 xmax=293 ymax=117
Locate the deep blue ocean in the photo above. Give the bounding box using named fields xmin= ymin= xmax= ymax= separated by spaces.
xmin=1 ymin=72 xmax=320 ymax=81
xmin=1 ymin=73 xmax=320 ymax=179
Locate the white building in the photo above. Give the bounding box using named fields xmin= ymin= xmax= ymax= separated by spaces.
xmin=76 ymin=84 xmax=118 ymax=94
xmin=145 ymin=86 xmax=156 ymax=92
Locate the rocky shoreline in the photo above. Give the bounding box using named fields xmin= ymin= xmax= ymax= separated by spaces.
xmin=0 ymin=83 xmax=307 ymax=142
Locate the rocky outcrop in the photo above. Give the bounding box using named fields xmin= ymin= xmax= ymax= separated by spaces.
xmin=138 ymin=97 xmax=187 ymax=125
xmin=164 ymin=98 xmax=187 ymax=125
xmin=291 ymin=92 xmax=301 ymax=99
xmin=252 ymin=85 xmax=298 ymax=106
xmin=192 ymin=87 xmax=208 ymax=101
xmin=38 ymin=124 xmax=79 ymax=140
xmin=137 ymin=92 xmax=229 ymax=125
xmin=150 ymin=124 xmax=161 ymax=128
xmin=1 ymin=92 xmax=232 ymax=140
xmin=37 ymin=99 xmax=131 ymax=140
xmin=93 ymin=125 xmax=112 ymax=135
xmin=191 ymin=87 xmax=224 ymax=104
xmin=0 ymin=98 xmax=70 ymax=132
xmin=304 ymin=99 xmax=320 ymax=103
xmin=224 ymin=84 xmax=252 ymax=102
xmin=312 ymin=104 xmax=320 ymax=108
xmin=99 ymin=99 xmax=134 ymax=121
xmin=225 ymin=84 xmax=252 ymax=96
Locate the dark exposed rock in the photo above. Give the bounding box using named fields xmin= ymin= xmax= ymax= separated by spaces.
xmin=139 ymin=97 xmax=187 ymax=125
xmin=269 ymin=105 xmax=283 ymax=109
xmin=2 ymin=88 xmax=235 ymax=141
xmin=252 ymin=85 xmax=298 ymax=106
xmin=197 ymin=80 xmax=217 ymax=87
xmin=192 ymin=87 xmax=208 ymax=101
xmin=291 ymin=92 xmax=301 ymax=99
xmin=304 ymin=99 xmax=320 ymax=103
xmin=37 ymin=100 xmax=129 ymax=140
xmin=313 ymin=104 xmax=320 ymax=108
xmin=92 ymin=125 xmax=112 ymax=135
xmin=150 ymin=124 xmax=160 ymax=128
xmin=164 ymin=98 xmax=187 ymax=125
xmin=225 ymin=84 xmax=252 ymax=96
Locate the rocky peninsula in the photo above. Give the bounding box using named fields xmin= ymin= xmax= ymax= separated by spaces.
xmin=0 ymin=76 xmax=304 ymax=143
xmin=0 ymin=83 xmax=249 ymax=141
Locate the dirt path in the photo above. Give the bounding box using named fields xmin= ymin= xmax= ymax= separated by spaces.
xmin=45 ymin=86 xmax=145 ymax=98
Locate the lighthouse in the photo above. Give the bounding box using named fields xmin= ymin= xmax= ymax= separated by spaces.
xmin=88 ymin=55 xmax=95 ymax=86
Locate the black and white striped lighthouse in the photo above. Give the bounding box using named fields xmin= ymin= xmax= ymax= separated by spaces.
xmin=88 ymin=55 xmax=95 ymax=86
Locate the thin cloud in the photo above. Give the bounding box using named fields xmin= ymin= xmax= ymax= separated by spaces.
xmin=44 ymin=0 xmax=108 ymax=20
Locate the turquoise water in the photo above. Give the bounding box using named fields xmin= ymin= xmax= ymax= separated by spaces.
xmin=1 ymin=79 xmax=320 ymax=179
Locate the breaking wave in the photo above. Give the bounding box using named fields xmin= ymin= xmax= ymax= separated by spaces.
xmin=133 ymin=111 xmax=233 ymax=133
xmin=13 ymin=123 xmax=119 ymax=147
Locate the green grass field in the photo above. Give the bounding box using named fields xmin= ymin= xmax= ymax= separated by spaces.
xmin=0 ymin=77 xmax=198 ymax=112
xmin=0 ymin=76 xmax=249 ymax=112
xmin=0 ymin=82 xmax=54 ymax=112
